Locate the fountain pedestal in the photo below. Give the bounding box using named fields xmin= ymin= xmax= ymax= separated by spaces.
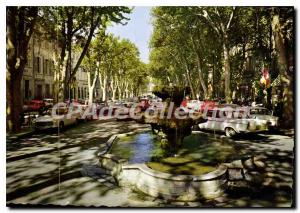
xmin=138 ymin=85 xmax=204 ymax=152
xmin=154 ymin=117 xmax=193 ymax=151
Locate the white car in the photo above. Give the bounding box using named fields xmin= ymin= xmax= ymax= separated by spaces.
xmin=33 ymin=107 xmax=81 ymax=130
xmin=249 ymin=107 xmax=279 ymax=129
xmin=198 ymin=108 xmax=270 ymax=137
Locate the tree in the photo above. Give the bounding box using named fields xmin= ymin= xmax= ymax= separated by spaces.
xmin=81 ymin=30 xmax=106 ymax=105
xmin=271 ymin=7 xmax=294 ymax=128
xmin=7 ymin=6 xmax=38 ymax=132
xmin=149 ymin=6 xmax=294 ymax=109
xmin=150 ymin=7 xmax=223 ymax=100
xmin=82 ymin=32 xmax=147 ymax=103
xmin=150 ymin=7 xmax=197 ymax=99
xmin=113 ymin=39 xmax=147 ymax=99
xmin=198 ymin=7 xmax=236 ymax=102
xmin=97 ymin=34 xmax=120 ymax=102
xmin=45 ymin=6 xmax=131 ymax=101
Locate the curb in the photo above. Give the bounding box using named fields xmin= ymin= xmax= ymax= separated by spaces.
xmin=6 ymin=130 xmax=35 ymax=142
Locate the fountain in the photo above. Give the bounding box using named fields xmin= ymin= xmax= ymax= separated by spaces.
xmin=142 ymin=85 xmax=203 ymax=152
xmin=98 ymin=85 xmax=264 ymax=201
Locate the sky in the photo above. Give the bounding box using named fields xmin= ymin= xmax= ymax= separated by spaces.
xmin=107 ymin=7 xmax=153 ymax=63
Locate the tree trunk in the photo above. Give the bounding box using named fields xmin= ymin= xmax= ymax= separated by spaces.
xmin=117 ymin=85 xmax=121 ymax=100
xmin=116 ymin=79 xmax=121 ymax=100
xmin=223 ymin=42 xmax=231 ymax=103
xmin=87 ymin=70 xmax=98 ymax=105
xmin=6 ymin=7 xmax=38 ymax=133
xmin=88 ymin=88 xmax=94 ymax=105
xmin=191 ymin=35 xmax=208 ymax=98
xmin=110 ymin=78 xmax=117 ymax=101
xmin=101 ymin=86 xmax=106 ymax=102
xmin=101 ymin=78 xmax=107 ymax=102
xmin=112 ymin=89 xmax=116 ymax=101
xmin=272 ymin=14 xmax=293 ymax=128
xmin=67 ymin=8 xmax=100 ymax=86
xmin=197 ymin=66 xmax=208 ymax=99
xmin=7 ymin=72 xmax=22 ymax=132
xmin=99 ymin=73 xmax=107 ymax=102
xmin=184 ymin=64 xmax=196 ymax=99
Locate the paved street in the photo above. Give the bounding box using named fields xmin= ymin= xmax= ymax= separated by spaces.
xmin=6 ymin=120 xmax=294 ymax=207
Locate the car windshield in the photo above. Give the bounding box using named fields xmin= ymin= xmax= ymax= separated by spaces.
xmin=250 ymin=108 xmax=272 ymax=115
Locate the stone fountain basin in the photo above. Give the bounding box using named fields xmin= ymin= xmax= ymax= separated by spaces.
xmin=98 ymin=133 xmax=261 ymax=201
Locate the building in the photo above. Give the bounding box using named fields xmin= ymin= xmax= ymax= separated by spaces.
xmin=22 ymin=35 xmax=55 ymax=102
xmin=22 ymin=35 xmax=89 ymax=103
xmin=72 ymin=67 xmax=89 ymax=101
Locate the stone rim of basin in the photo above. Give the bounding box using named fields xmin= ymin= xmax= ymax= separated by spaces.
xmin=98 ymin=132 xmax=260 ymax=201
xmin=98 ymin=132 xmax=254 ymax=179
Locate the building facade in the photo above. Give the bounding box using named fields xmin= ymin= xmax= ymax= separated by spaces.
xmin=22 ymin=35 xmax=55 ymax=102
xmin=22 ymin=35 xmax=89 ymax=103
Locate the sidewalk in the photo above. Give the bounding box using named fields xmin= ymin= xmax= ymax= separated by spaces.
xmin=6 ymin=128 xmax=35 ymax=142
xmin=279 ymin=128 xmax=294 ymax=137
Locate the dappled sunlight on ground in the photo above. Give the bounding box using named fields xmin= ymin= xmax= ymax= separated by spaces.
xmin=6 ymin=119 xmax=294 ymax=207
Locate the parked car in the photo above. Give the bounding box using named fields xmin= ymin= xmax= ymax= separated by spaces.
xmin=33 ymin=106 xmax=81 ymax=131
xmin=22 ymin=100 xmax=30 ymax=111
xmin=26 ymin=100 xmax=46 ymax=111
xmin=218 ymin=103 xmax=240 ymax=109
xmin=78 ymin=104 xmax=98 ymax=121
xmin=198 ymin=108 xmax=269 ymax=137
xmin=248 ymin=106 xmax=279 ymax=130
xmin=43 ymin=98 xmax=54 ymax=107
xmin=20 ymin=111 xmax=40 ymax=127
xmin=187 ymin=100 xmax=203 ymax=111
xmin=200 ymin=100 xmax=217 ymax=112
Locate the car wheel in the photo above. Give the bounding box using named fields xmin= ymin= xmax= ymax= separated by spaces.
xmin=225 ymin=127 xmax=236 ymax=137
xmin=269 ymin=126 xmax=278 ymax=133
xmin=59 ymin=121 xmax=65 ymax=131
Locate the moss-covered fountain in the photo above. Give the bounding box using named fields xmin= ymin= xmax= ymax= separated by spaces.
xmin=98 ymin=86 xmax=262 ymax=201
xmin=138 ymin=85 xmax=205 ymax=152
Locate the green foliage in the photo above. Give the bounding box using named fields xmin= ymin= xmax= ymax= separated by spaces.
xmin=149 ymin=6 xmax=293 ymax=102
xmin=81 ymin=30 xmax=148 ymax=100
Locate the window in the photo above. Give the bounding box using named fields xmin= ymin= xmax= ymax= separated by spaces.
xmin=34 ymin=57 xmax=40 ymax=73
xmin=216 ymin=110 xmax=222 ymax=118
xmin=206 ymin=110 xmax=213 ymax=118
xmin=44 ymin=59 xmax=49 ymax=75
xmin=50 ymin=60 xmax=54 ymax=75
xmin=222 ymin=110 xmax=232 ymax=119
xmin=26 ymin=52 xmax=32 ymax=68
xmin=78 ymin=87 xmax=81 ymax=99
xmin=36 ymin=84 xmax=43 ymax=99
xmin=24 ymin=80 xmax=30 ymax=99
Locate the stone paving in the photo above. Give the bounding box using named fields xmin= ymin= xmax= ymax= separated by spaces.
xmin=6 ymin=120 xmax=295 ymax=207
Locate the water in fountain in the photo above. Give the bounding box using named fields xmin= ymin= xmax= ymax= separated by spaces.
xmin=109 ymin=132 xmax=249 ymax=175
